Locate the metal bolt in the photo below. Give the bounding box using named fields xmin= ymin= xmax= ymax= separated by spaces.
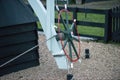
xmin=67 ymin=74 xmax=73 ymax=80
xmin=85 ymin=49 xmax=90 ymax=59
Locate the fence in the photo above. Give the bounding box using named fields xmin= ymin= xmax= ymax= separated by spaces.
xmin=81 ymin=0 xmax=110 ymax=3
xmin=55 ymin=6 xmax=111 ymax=42
xmin=110 ymin=6 xmax=120 ymax=42
xmin=38 ymin=6 xmax=120 ymax=42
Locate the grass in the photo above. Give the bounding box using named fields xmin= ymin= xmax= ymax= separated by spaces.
xmin=77 ymin=13 xmax=105 ymax=23
xmin=77 ymin=13 xmax=105 ymax=37
xmin=38 ymin=11 xmax=105 ymax=37
xmin=37 ymin=22 xmax=41 ymax=29
xmin=77 ymin=26 xmax=104 ymax=37
xmin=55 ymin=11 xmax=73 ymax=20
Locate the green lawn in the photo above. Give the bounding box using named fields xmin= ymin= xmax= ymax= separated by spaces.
xmin=77 ymin=13 xmax=105 ymax=37
xmin=77 ymin=13 xmax=105 ymax=23
xmin=77 ymin=26 xmax=104 ymax=37
xmin=38 ymin=11 xmax=105 ymax=37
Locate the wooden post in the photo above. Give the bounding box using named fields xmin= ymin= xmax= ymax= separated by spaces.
xmin=73 ymin=7 xmax=78 ymax=36
xmin=104 ymin=9 xmax=112 ymax=43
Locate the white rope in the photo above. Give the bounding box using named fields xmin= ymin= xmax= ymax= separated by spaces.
xmin=0 ymin=45 xmax=38 ymax=68
xmin=0 ymin=35 xmax=56 ymax=68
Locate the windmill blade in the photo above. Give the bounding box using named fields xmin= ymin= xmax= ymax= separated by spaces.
xmin=63 ymin=39 xmax=68 ymax=49
xmin=28 ymin=0 xmax=68 ymax=69
xmin=68 ymin=41 xmax=72 ymax=60
xmin=70 ymin=40 xmax=79 ymax=59
xmin=56 ymin=5 xmax=68 ymax=30
xmin=60 ymin=14 xmax=68 ymax=30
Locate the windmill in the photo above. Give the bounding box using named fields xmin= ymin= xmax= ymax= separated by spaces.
xmin=28 ymin=0 xmax=81 ymax=79
xmin=28 ymin=0 xmax=81 ymax=69
xmin=0 ymin=0 xmax=81 ymax=79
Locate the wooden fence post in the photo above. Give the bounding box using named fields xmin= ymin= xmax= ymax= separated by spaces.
xmin=111 ymin=6 xmax=120 ymax=42
xmin=73 ymin=7 xmax=78 ymax=36
xmin=104 ymin=9 xmax=112 ymax=43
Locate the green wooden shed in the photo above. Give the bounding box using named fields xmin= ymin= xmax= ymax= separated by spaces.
xmin=0 ymin=0 xmax=39 ymax=76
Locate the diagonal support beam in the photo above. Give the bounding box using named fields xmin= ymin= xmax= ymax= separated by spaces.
xmin=28 ymin=0 xmax=68 ymax=69
xmin=28 ymin=0 xmax=47 ymax=31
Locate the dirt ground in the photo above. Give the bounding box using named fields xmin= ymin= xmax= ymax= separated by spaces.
xmin=0 ymin=1 xmax=120 ymax=79
xmin=0 ymin=34 xmax=120 ymax=80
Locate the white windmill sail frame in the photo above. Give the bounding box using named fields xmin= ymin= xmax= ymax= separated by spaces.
xmin=28 ymin=0 xmax=68 ymax=69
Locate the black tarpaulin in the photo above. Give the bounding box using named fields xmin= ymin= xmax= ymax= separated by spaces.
xmin=0 ymin=0 xmax=38 ymax=27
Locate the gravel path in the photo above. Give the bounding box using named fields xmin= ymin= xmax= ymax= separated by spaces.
xmin=0 ymin=34 xmax=120 ymax=80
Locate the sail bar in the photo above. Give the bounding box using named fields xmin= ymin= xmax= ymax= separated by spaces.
xmin=28 ymin=0 xmax=47 ymax=32
xmin=46 ymin=0 xmax=58 ymax=52
xmin=28 ymin=0 xmax=68 ymax=69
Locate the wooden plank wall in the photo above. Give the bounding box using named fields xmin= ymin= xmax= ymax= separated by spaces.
xmin=0 ymin=23 xmax=39 ymax=76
